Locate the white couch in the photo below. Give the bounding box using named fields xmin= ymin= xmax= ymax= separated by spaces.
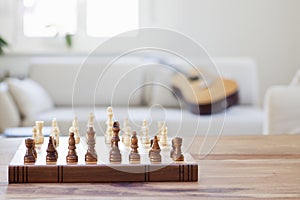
xmin=263 ymin=70 xmax=300 ymax=134
xmin=0 ymin=56 xmax=263 ymax=137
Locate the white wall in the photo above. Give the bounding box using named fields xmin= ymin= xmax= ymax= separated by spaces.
xmin=150 ymin=0 xmax=300 ymax=104
xmin=0 ymin=0 xmax=300 ymax=104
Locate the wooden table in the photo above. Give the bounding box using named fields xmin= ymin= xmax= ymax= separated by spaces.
xmin=0 ymin=135 xmax=299 ymax=199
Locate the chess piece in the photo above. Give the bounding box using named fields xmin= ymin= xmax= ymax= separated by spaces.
xmin=172 ymin=137 xmax=184 ymax=161
xmin=122 ymin=118 xmax=131 ymax=147
xmin=109 ymin=121 xmax=122 ymax=163
xmin=85 ymin=115 xmax=97 ymax=164
xmin=51 ymin=118 xmax=60 ymax=147
xmin=141 ymin=119 xmax=150 ymax=145
xmin=121 ymin=118 xmax=127 ymax=142
xmin=46 ymin=136 xmax=58 ymax=163
xmin=105 ymin=107 xmax=114 ymax=144
xmin=24 ymin=138 xmax=36 ymax=163
xmin=157 ymin=121 xmax=164 ymax=141
xmin=32 ymin=126 xmax=37 ymax=142
xmin=35 ymin=121 xmax=44 ymax=145
xmin=149 ymin=136 xmax=161 ymax=163
xmin=88 ymin=112 xmax=95 ymax=128
xmin=32 ymin=140 xmax=37 ymax=158
xmin=66 ymin=132 xmax=78 ymax=163
xmin=160 ymin=124 xmax=168 ymax=146
xmin=73 ymin=117 xmax=80 ymax=144
xmin=129 ymin=131 xmax=140 ymax=163
xmin=170 ymin=138 xmax=175 ymax=158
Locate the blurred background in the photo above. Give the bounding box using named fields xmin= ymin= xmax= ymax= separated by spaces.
xmin=0 ymin=0 xmax=299 ymax=102
xmin=0 ymin=0 xmax=299 ymax=136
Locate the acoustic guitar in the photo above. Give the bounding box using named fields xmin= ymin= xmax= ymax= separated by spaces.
xmin=171 ymin=69 xmax=239 ymax=115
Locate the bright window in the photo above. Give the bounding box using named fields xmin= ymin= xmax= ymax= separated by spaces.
xmin=86 ymin=0 xmax=139 ymax=37
xmin=22 ymin=0 xmax=139 ymax=38
xmin=23 ymin=0 xmax=77 ymax=37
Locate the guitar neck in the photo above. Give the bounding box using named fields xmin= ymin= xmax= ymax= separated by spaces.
xmin=157 ymin=58 xmax=200 ymax=81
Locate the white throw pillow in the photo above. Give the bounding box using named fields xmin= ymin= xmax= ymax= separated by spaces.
xmin=7 ymin=78 xmax=54 ymax=118
xmin=0 ymin=82 xmax=21 ymax=132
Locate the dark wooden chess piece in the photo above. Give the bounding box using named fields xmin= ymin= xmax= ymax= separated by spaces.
xmin=172 ymin=137 xmax=184 ymax=161
xmin=170 ymin=138 xmax=175 ymax=158
xmin=24 ymin=138 xmax=36 ymax=164
xmin=66 ymin=132 xmax=78 ymax=163
xmin=46 ymin=136 xmax=58 ymax=163
xmin=85 ymin=126 xmax=97 ymax=164
xmin=129 ymin=131 xmax=140 ymax=163
xmin=32 ymin=140 xmax=37 ymax=158
xmin=149 ymin=136 xmax=161 ymax=163
xmin=109 ymin=121 xmax=122 ymax=163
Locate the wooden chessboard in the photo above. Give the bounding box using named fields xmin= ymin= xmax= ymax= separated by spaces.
xmin=8 ymin=137 xmax=198 ymax=183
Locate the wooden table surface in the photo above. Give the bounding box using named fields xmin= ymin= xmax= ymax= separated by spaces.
xmin=1 ymin=135 xmax=299 ymax=199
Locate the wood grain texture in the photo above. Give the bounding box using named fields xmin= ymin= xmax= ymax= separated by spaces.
xmin=1 ymin=135 xmax=300 ymax=199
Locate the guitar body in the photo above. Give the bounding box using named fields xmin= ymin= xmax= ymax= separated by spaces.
xmin=171 ymin=72 xmax=239 ymax=115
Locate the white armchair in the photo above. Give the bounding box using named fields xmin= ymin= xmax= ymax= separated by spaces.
xmin=264 ymin=84 xmax=300 ymax=134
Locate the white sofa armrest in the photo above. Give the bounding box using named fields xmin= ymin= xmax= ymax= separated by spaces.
xmin=263 ymin=85 xmax=300 ymax=134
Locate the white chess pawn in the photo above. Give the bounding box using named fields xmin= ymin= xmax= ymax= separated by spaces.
xmin=86 ymin=112 xmax=95 ymax=140
xmin=73 ymin=117 xmax=80 ymax=144
xmin=105 ymin=107 xmax=114 ymax=144
xmin=35 ymin=121 xmax=44 ymax=145
xmin=122 ymin=118 xmax=129 ymax=142
xmin=123 ymin=127 xmax=131 ymax=147
xmin=51 ymin=118 xmax=60 ymax=147
xmin=160 ymin=124 xmax=169 ymax=146
xmin=123 ymin=118 xmax=132 ymax=147
xmin=122 ymin=118 xmax=131 ymax=146
xmin=141 ymin=119 xmax=150 ymax=145
xmin=88 ymin=112 xmax=94 ymax=128
xmin=157 ymin=121 xmax=164 ymax=141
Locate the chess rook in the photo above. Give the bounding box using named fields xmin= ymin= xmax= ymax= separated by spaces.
xmin=129 ymin=131 xmax=140 ymax=163
xmin=24 ymin=138 xmax=36 ymax=164
xmin=109 ymin=121 xmax=122 ymax=163
xmin=66 ymin=132 xmax=78 ymax=163
xmin=172 ymin=137 xmax=184 ymax=161
xmin=32 ymin=127 xmax=37 ymax=142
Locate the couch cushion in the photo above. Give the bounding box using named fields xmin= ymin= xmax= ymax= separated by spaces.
xmin=7 ymin=78 xmax=54 ymax=118
xmin=0 ymin=83 xmax=21 ymax=132
xmin=29 ymin=57 xmax=145 ymax=106
xmin=22 ymin=105 xmax=263 ymax=136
